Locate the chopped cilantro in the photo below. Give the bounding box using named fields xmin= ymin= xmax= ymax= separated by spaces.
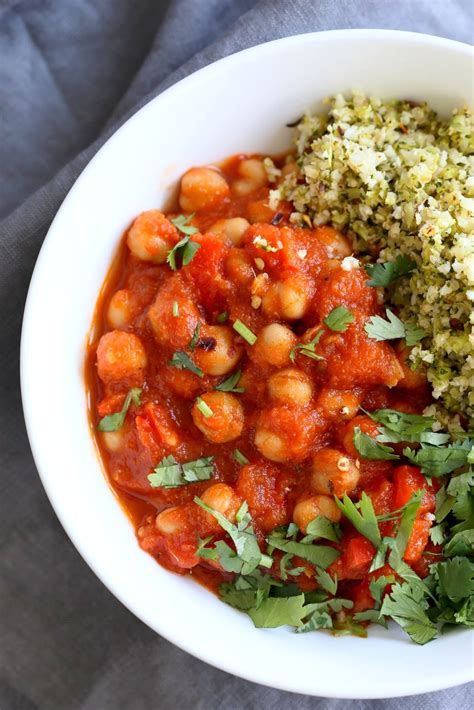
xmin=188 ymin=323 xmax=201 ymax=351
xmin=404 ymin=440 xmax=471 ymax=476
xmin=148 ymin=455 xmax=214 ymax=488
xmin=323 ymin=306 xmax=355 ymax=332
xmin=172 ymin=301 xmax=179 ymax=317
xmin=233 ymin=449 xmax=249 ymax=466
xmin=290 ymin=329 xmax=324 ymax=363
xmin=248 ymin=594 xmax=308 ymax=628
xmin=195 ymin=396 xmax=213 ymax=418
xmin=364 ymin=308 xmax=406 ymax=341
xmin=335 ymin=492 xmax=381 ymax=548
xmin=215 ymin=369 xmax=245 ymax=393
xmin=169 ymin=351 xmax=203 ymax=377
xmin=97 ymin=388 xmax=142 ymax=432
xmin=166 ymin=218 xmax=200 ymax=269
xmin=266 ymin=535 xmax=340 ymax=570
xmin=380 ymin=580 xmax=438 ymax=645
xmin=233 ymin=319 xmax=257 ymax=345
xmin=216 ymin=311 xmax=229 ymax=323
xmin=170 ymin=213 xmax=199 ymax=236
xmin=353 ymin=426 xmax=399 ymax=461
xmin=365 ymin=255 xmax=416 ymax=287
xmin=306 ymin=516 xmax=341 ymax=543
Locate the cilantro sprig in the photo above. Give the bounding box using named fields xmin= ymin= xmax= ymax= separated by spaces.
xmin=167 ymin=214 xmax=200 ymax=270
xmin=323 ymin=306 xmax=355 ymax=332
xmin=365 ymin=255 xmax=416 ymax=287
xmin=290 ymin=329 xmax=324 ymax=363
xmin=364 ymin=308 xmax=426 ymax=345
xmin=215 ymin=369 xmax=245 ymax=393
xmin=98 ymin=388 xmax=142 ymax=432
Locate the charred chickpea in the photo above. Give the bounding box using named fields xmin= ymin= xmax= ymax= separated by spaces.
xmin=268 ymin=368 xmax=313 ymax=405
xmin=253 ymin=323 xmax=297 ymax=367
xmin=208 ymin=217 xmax=250 ymax=246
xmin=225 ymin=248 xmax=255 ymax=285
xmin=179 ymin=167 xmax=230 ymax=212
xmin=311 ymin=448 xmax=360 ymax=497
xmin=96 ymin=330 xmax=147 ymax=384
xmin=200 ymin=483 xmax=240 ymax=523
xmin=191 ymin=391 xmax=244 ymax=443
xmin=193 ymin=325 xmax=242 ymax=376
xmin=262 ymin=278 xmax=309 ymax=320
xmin=231 ymin=159 xmax=268 ymax=196
xmin=107 ymin=289 xmax=139 ymax=329
xmin=127 ymin=210 xmax=176 ymax=263
xmin=293 ymin=495 xmax=342 ymax=534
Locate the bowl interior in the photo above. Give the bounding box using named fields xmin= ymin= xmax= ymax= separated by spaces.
xmin=21 ymin=30 xmax=473 ymax=698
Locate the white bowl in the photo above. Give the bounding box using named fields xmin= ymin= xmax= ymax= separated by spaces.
xmin=21 ymin=30 xmax=474 ymax=698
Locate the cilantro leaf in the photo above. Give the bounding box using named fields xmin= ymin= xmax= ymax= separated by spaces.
xmin=290 ymin=329 xmax=324 ymax=363
xmin=393 ymin=490 xmax=423 ymax=558
xmin=335 ymin=492 xmax=381 ymax=548
xmin=403 ymin=440 xmax=471 ymax=476
xmin=97 ymin=388 xmax=142 ymax=432
xmin=364 ymin=309 xmax=406 ymax=341
xmin=188 ymin=322 xmax=201 ymax=351
xmin=365 ymin=255 xmax=416 ymax=287
xmin=323 ymin=306 xmax=355 ymax=332
xmin=405 ymin=322 xmax=427 ymax=346
xmin=148 ymin=455 xmax=214 ymax=488
xmin=444 ymin=530 xmax=474 ymax=558
xmin=215 ymin=369 xmax=245 ymax=393
xmin=248 ymin=594 xmax=308 ymax=628
xmin=266 ymin=535 xmax=340 ymax=570
xmin=306 ymin=516 xmax=341 ymax=542
xmin=194 ymin=496 xmax=265 ymax=574
xmin=380 ymin=581 xmax=438 ymax=644
xmin=315 ymin=568 xmax=338 ymax=595
xmin=169 ymin=351 xmax=203 ymax=377
xmin=433 ymin=557 xmax=474 ymax=603
xmin=171 ymin=213 xmax=199 ymax=236
xmin=233 ymin=449 xmax=249 ymax=466
xmin=353 ymin=426 xmax=399 ymax=461
xmin=369 ymin=409 xmax=438 ymax=443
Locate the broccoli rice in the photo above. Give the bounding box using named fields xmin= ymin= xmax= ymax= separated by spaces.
xmin=270 ymin=92 xmax=474 ymax=427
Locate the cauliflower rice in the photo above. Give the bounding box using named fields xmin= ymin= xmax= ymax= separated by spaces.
xmin=270 ymin=92 xmax=474 ymax=427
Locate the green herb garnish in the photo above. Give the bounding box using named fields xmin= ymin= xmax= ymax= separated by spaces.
xmin=365 ymin=255 xmax=416 ymax=287
xmin=97 ymin=388 xmax=142 ymax=432
xmin=148 ymin=455 xmax=214 ymax=488
xmin=335 ymin=492 xmax=382 ymax=548
xmin=233 ymin=449 xmax=249 ymax=466
xmin=233 ymin=319 xmax=257 ymax=345
xmin=323 ymin=306 xmax=355 ymax=332
xmin=167 ymin=215 xmax=200 ymax=270
xmin=188 ymin=322 xmax=201 ymax=351
xmin=365 ymin=308 xmax=426 ymax=344
xmin=215 ymin=369 xmax=245 ymax=393
xmin=290 ymin=329 xmax=324 ymax=363
xmin=353 ymin=426 xmax=399 ymax=461
xmin=195 ymin=396 xmax=213 ymax=418
xmin=169 ymin=351 xmax=203 ymax=377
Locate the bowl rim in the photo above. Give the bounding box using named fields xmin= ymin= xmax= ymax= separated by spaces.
xmin=20 ymin=29 xmax=474 ymax=699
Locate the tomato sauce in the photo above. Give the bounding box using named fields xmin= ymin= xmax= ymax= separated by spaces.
xmin=86 ymin=154 xmax=436 ymax=603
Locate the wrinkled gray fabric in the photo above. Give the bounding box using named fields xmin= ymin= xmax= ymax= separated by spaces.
xmin=0 ymin=1 xmax=473 ymax=708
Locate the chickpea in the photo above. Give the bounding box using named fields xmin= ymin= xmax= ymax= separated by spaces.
xmin=179 ymin=167 xmax=230 ymax=212
xmin=191 ymin=391 xmax=244 ymax=443
xmin=293 ymin=495 xmax=342 ymax=534
xmin=155 ymin=507 xmax=182 ymax=534
xmin=268 ymin=368 xmax=313 ymax=405
xmin=193 ymin=325 xmax=242 ymax=376
xmin=314 ymin=226 xmax=352 ymax=259
xmin=254 ymin=404 xmax=319 ymax=463
xmin=107 ymin=289 xmax=139 ymax=329
xmin=148 ymin=276 xmax=201 ymax=349
xmin=232 ymin=159 xmax=268 ymax=196
xmin=252 ymin=323 xmax=297 ymax=367
xmin=208 ymin=218 xmax=250 ymax=246
xmin=316 ymin=388 xmax=363 ymax=421
xmin=127 ymin=210 xmax=177 ymax=263
xmin=200 ymin=483 xmax=240 ymax=523
xmin=96 ymin=330 xmax=147 ymax=384
xmin=254 ymin=429 xmax=287 ymax=463
xmin=396 ymin=344 xmax=427 ymax=389
xmin=101 ymin=430 xmax=125 ymax=452
xmin=225 ymin=248 xmax=255 ymax=285
xmin=311 ymin=448 xmax=360 ymax=497
xmin=262 ymin=279 xmax=309 ymax=320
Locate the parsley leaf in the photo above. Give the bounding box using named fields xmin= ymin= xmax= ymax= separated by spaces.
xmin=353 ymin=426 xmax=399 ymax=461
xmin=315 ymin=568 xmax=338 ymax=595
xmin=97 ymin=388 xmax=142 ymax=432
xmin=405 ymin=322 xmax=427 ymax=346
xmin=248 ymin=594 xmax=309 ymax=628
xmin=306 ymin=516 xmax=341 ymax=543
xmin=444 ymin=530 xmax=474 ymax=558
xmin=433 ymin=557 xmax=474 ymax=603
xmin=335 ymin=492 xmax=381 ymax=548
xmin=290 ymin=329 xmax=324 ymax=363
xmin=323 ymin=306 xmax=355 ymax=332
xmin=148 ymin=455 xmax=214 ymax=488
xmin=169 ymin=351 xmax=203 ymax=377
xmin=266 ymin=535 xmax=340 ymax=570
xmin=365 ymin=256 xmax=416 ymax=287
xmin=215 ymin=369 xmax=245 ymax=393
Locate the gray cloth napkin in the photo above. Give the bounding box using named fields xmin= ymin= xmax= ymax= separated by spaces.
xmin=1 ymin=1 xmax=473 ymax=708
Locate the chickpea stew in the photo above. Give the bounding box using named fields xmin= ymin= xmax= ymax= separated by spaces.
xmin=88 ymin=152 xmax=474 ymax=643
